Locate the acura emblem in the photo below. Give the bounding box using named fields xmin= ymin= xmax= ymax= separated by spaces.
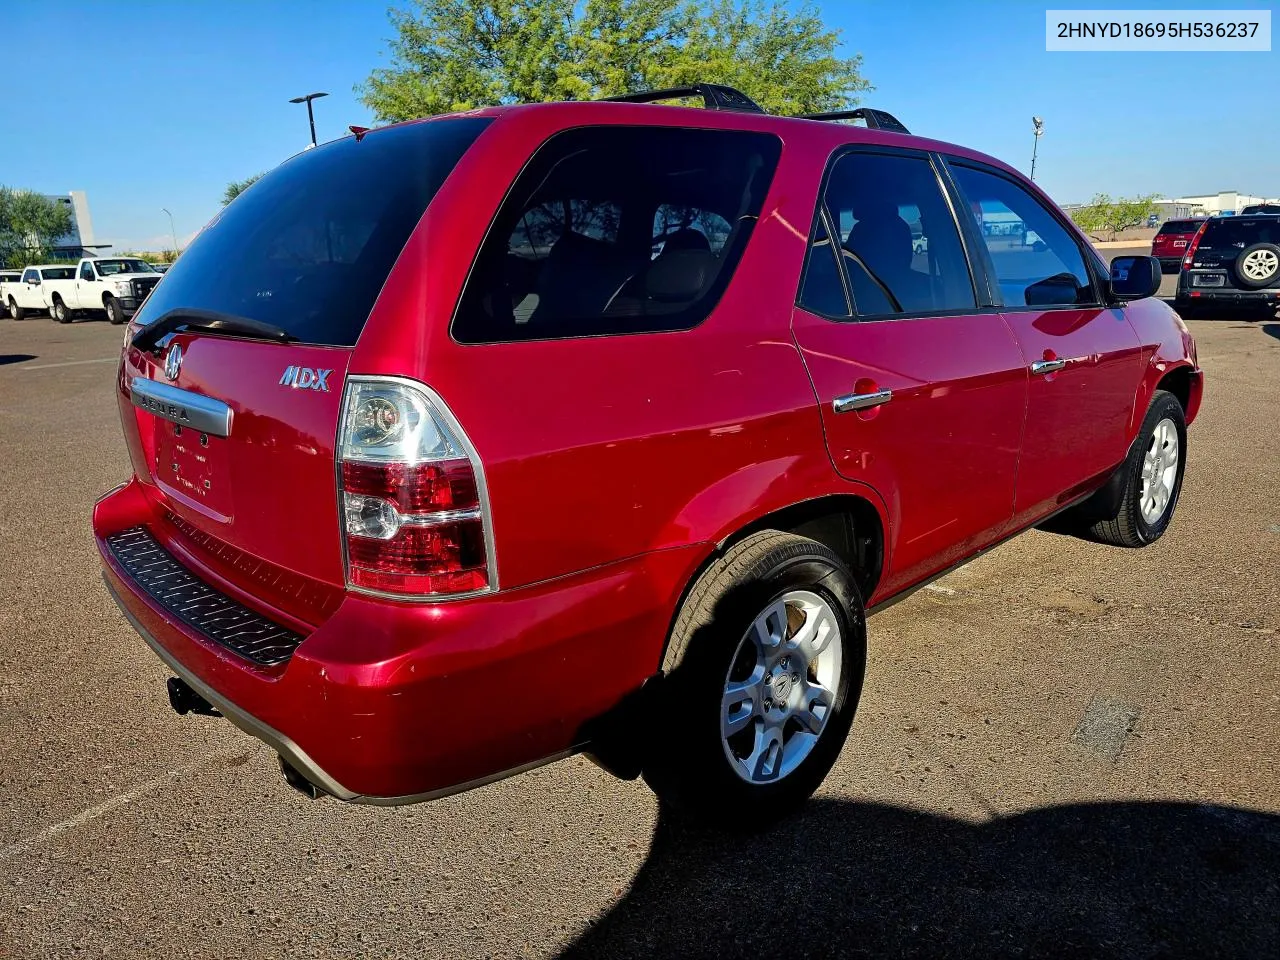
xmin=163 ymin=344 xmax=183 ymax=381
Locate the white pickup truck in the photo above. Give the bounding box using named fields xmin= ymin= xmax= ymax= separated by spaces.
xmin=41 ymin=257 xmax=163 ymax=324
xmin=5 ymin=264 xmax=75 ymax=320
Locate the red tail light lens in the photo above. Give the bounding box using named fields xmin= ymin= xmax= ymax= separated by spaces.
xmin=338 ymin=378 xmax=494 ymax=598
xmin=1183 ymin=222 xmax=1208 ymax=270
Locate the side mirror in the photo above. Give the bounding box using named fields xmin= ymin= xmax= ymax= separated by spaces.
xmin=28 ymin=278 xmax=40 ymax=285
xmin=1109 ymin=255 xmax=1161 ymax=301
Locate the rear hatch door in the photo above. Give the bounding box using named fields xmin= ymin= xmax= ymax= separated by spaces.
xmin=119 ymin=116 xmax=492 ymax=605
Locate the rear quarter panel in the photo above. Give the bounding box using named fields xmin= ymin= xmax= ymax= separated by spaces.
xmin=352 ymin=106 xmax=888 ymax=593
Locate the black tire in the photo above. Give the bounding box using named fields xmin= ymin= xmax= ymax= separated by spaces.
xmin=104 ymin=296 xmax=124 ymax=325
xmin=1233 ymin=242 xmax=1280 ymax=289
xmin=7 ymin=297 xmax=23 ymax=322
xmin=51 ymin=297 xmax=71 ymax=324
xmin=642 ymin=531 xmax=867 ymax=827
xmin=1089 ymin=390 xmax=1187 ymax=547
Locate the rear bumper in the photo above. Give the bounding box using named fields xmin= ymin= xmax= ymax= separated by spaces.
xmin=1177 ymin=277 xmax=1280 ymax=305
xmin=95 ymin=477 xmax=699 ymax=803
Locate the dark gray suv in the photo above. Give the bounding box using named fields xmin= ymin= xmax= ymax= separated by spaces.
xmin=1176 ymin=215 xmax=1280 ymax=317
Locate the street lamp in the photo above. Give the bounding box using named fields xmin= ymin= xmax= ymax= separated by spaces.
xmin=1030 ymin=116 xmax=1044 ymax=182
xmin=161 ymin=207 xmax=179 ymax=258
xmin=289 ymin=92 xmax=329 ymax=148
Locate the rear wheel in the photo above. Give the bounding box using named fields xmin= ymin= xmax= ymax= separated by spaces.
xmin=643 ymin=531 xmax=866 ymax=827
xmin=51 ymin=297 xmax=71 ymax=324
xmin=104 ymin=296 xmax=124 ymax=325
xmin=1089 ymin=390 xmax=1187 ymax=547
xmin=7 ymin=297 xmax=23 ymax=321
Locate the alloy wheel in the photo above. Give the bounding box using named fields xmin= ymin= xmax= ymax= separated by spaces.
xmin=721 ymin=590 xmax=844 ymax=784
xmin=1140 ymin=417 xmax=1180 ymax=524
xmin=1241 ymin=249 xmax=1278 ymax=282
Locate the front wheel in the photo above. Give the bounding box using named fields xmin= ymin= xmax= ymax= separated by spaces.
xmin=104 ymin=296 xmax=124 ymax=325
xmin=1089 ymin=390 xmax=1187 ymax=547
xmin=643 ymin=531 xmax=866 ymax=827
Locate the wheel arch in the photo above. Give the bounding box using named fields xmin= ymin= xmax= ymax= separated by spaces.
xmin=1155 ymin=364 xmax=1202 ymax=425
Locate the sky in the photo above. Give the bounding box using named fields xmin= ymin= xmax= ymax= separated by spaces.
xmin=4 ymin=0 xmax=1277 ymax=250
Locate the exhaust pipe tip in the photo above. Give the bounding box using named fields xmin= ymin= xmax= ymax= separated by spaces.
xmin=166 ymin=677 xmax=221 ymax=718
xmin=278 ymin=755 xmax=322 ymax=800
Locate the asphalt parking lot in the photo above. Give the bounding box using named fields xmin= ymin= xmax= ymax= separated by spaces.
xmin=1 ymin=283 xmax=1277 ymax=958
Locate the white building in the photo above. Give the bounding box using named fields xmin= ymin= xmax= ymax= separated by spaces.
xmin=42 ymin=191 xmax=108 ymax=257
xmin=1169 ymin=190 xmax=1279 ymax=217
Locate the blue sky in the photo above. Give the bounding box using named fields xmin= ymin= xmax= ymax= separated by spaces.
xmin=5 ymin=0 xmax=1276 ymax=250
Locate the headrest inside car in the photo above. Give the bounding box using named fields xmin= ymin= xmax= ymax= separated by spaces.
xmin=645 ymin=250 xmax=718 ymax=303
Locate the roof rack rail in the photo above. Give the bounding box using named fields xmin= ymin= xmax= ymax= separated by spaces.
xmin=600 ymin=83 xmax=764 ymax=114
xmin=799 ymin=108 xmax=910 ymax=135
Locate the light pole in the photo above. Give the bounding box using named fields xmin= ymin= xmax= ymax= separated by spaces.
xmin=161 ymin=207 xmax=179 ymax=258
xmin=1030 ymin=116 xmax=1044 ymax=182
xmin=289 ymin=91 xmax=329 ymax=148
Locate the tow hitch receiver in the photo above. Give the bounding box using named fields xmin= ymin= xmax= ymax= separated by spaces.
xmin=166 ymin=677 xmax=221 ymax=717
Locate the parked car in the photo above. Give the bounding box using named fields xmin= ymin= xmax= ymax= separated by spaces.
xmin=153 ymin=263 xmax=172 ymax=274
xmin=6 ymin=264 xmax=74 ymax=320
xmin=1151 ymin=218 xmax=1206 ymax=273
xmin=42 ymin=257 xmax=163 ymax=324
xmin=1240 ymin=203 xmax=1280 ymax=216
xmin=0 ymin=270 xmax=22 ymax=314
xmin=94 ymin=86 xmax=1201 ymax=824
xmin=1176 ymin=214 xmax=1280 ymax=317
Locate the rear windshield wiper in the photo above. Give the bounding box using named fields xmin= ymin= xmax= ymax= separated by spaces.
xmin=131 ymin=308 xmax=296 ymax=353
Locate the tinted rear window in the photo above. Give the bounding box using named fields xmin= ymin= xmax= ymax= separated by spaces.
xmin=40 ymin=267 xmax=75 ymax=280
xmin=452 ymin=125 xmax=781 ymax=343
xmin=1158 ymin=220 xmax=1200 ymax=234
xmin=134 ymin=117 xmax=491 ymax=347
xmin=1197 ymin=218 xmax=1280 ymax=250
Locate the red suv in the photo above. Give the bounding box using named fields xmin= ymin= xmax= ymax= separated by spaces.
xmin=94 ymin=86 xmax=1202 ymax=823
xmin=1151 ymin=218 xmax=1206 ymax=273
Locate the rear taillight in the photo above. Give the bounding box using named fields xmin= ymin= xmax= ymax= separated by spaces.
xmin=1182 ymin=222 xmax=1208 ymax=270
xmin=337 ymin=377 xmax=494 ymax=598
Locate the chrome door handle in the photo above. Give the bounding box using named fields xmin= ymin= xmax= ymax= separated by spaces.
xmin=832 ymin=388 xmax=892 ymax=414
xmin=1030 ymin=359 xmax=1066 ymax=375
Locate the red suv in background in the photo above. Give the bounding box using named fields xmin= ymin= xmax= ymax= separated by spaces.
xmin=94 ymin=85 xmax=1202 ymax=824
xmin=1152 ymin=217 xmax=1206 ymax=273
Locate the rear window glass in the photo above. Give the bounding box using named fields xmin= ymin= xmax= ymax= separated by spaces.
xmin=40 ymin=267 xmax=75 ymax=280
xmin=452 ymin=125 xmax=781 ymax=343
xmin=1197 ymin=218 xmax=1280 ymax=250
xmin=1158 ymin=220 xmax=1201 ymax=234
xmin=133 ymin=117 xmax=491 ymax=347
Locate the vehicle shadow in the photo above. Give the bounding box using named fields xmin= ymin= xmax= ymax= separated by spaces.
xmin=559 ymin=799 xmax=1279 ymax=959
xmin=1264 ymin=323 xmax=1280 ymax=342
xmin=0 ymin=354 xmax=37 ymax=366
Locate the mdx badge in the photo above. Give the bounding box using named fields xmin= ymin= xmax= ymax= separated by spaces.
xmin=163 ymin=343 xmax=183 ymax=381
xmin=280 ymin=366 xmax=333 ymax=392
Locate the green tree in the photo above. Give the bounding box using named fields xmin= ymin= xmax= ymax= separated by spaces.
xmin=223 ymin=173 xmax=264 ymax=206
xmin=1069 ymin=193 xmax=1160 ymax=240
xmin=359 ymin=0 xmax=869 ymax=121
xmin=0 ymin=187 xmax=75 ymax=266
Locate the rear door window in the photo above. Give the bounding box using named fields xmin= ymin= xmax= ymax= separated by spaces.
xmin=132 ymin=117 xmax=491 ymax=347
xmin=452 ymin=125 xmax=781 ymax=343
xmin=819 ymin=151 xmax=976 ymax=317
xmin=949 ymin=164 xmax=1097 ymax=308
